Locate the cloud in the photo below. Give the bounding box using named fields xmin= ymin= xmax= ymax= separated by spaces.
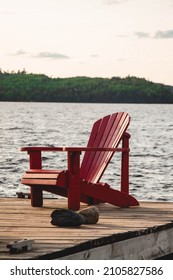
xmin=15 ymin=49 xmax=27 ymax=55
xmin=134 ymin=32 xmax=150 ymax=39
xmin=134 ymin=30 xmax=173 ymax=39
xmin=154 ymin=30 xmax=173 ymax=39
xmin=90 ymin=54 xmax=99 ymax=58
xmin=8 ymin=50 xmax=70 ymax=59
xmin=116 ymin=58 xmax=127 ymax=62
xmin=9 ymin=49 xmax=27 ymax=56
xmin=103 ymin=0 xmax=128 ymax=4
xmin=34 ymin=52 xmax=70 ymax=59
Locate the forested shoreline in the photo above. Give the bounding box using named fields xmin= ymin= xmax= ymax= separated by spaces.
xmin=0 ymin=70 xmax=173 ymax=103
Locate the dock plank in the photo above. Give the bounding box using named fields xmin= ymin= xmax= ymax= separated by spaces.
xmin=0 ymin=198 xmax=173 ymax=259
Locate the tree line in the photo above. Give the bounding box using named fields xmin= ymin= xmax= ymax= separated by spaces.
xmin=0 ymin=70 xmax=173 ymax=103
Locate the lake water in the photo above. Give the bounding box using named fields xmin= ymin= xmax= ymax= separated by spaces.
xmin=0 ymin=102 xmax=173 ymax=202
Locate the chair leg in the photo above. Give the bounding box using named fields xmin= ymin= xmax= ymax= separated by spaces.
xmin=28 ymin=150 xmax=43 ymax=207
xmin=30 ymin=187 xmax=43 ymax=207
xmin=67 ymin=151 xmax=81 ymax=210
xmin=121 ymin=133 xmax=130 ymax=194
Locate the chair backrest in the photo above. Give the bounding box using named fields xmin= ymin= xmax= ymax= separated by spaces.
xmin=80 ymin=112 xmax=130 ymax=183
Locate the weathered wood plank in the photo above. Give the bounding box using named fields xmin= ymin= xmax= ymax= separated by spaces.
xmin=58 ymin=227 xmax=173 ymax=260
xmin=0 ymin=198 xmax=173 ymax=259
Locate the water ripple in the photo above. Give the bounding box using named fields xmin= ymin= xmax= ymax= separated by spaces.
xmin=0 ymin=102 xmax=173 ymax=202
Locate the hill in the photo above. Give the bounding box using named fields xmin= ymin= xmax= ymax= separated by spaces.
xmin=0 ymin=70 xmax=173 ymax=103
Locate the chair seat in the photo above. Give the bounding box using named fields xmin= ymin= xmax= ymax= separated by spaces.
xmin=21 ymin=169 xmax=68 ymax=187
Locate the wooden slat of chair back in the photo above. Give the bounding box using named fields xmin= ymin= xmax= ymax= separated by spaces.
xmin=80 ymin=112 xmax=130 ymax=183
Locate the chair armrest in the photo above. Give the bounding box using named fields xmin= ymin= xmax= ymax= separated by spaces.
xmin=63 ymin=147 xmax=129 ymax=152
xmin=21 ymin=147 xmax=64 ymax=152
xmin=21 ymin=146 xmax=129 ymax=152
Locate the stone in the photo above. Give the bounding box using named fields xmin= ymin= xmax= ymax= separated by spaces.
xmin=78 ymin=206 xmax=99 ymax=224
xmin=50 ymin=209 xmax=85 ymax=227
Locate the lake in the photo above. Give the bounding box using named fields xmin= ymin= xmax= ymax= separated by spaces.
xmin=0 ymin=102 xmax=173 ymax=202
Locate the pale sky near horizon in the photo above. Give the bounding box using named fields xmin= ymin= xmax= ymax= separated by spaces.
xmin=0 ymin=0 xmax=173 ymax=85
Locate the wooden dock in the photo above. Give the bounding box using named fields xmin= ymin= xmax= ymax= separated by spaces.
xmin=0 ymin=197 xmax=173 ymax=260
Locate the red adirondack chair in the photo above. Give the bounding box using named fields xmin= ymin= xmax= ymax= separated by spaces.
xmin=21 ymin=112 xmax=139 ymax=210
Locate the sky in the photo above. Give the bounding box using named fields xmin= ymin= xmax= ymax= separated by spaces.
xmin=0 ymin=0 xmax=173 ymax=85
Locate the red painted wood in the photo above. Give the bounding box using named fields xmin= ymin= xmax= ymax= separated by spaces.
xmin=22 ymin=170 xmax=68 ymax=187
xmin=28 ymin=151 xmax=43 ymax=207
xmin=121 ymin=132 xmax=130 ymax=193
xmin=21 ymin=112 xmax=139 ymax=210
xmin=80 ymin=180 xmax=139 ymax=207
xmin=86 ymin=113 xmax=120 ymax=182
xmin=21 ymin=146 xmax=128 ymax=152
xmin=21 ymin=147 xmax=64 ymax=151
xmin=91 ymin=114 xmax=130 ymax=183
xmin=67 ymin=151 xmax=81 ymax=210
xmin=80 ymin=112 xmax=130 ymax=183
xmin=29 ymin=151 xmax=42 ymax=169
xmin=26 ymin=169 xmax=63 ymax=173
xmin=80 ymin=115 xmax=110 ymax=179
